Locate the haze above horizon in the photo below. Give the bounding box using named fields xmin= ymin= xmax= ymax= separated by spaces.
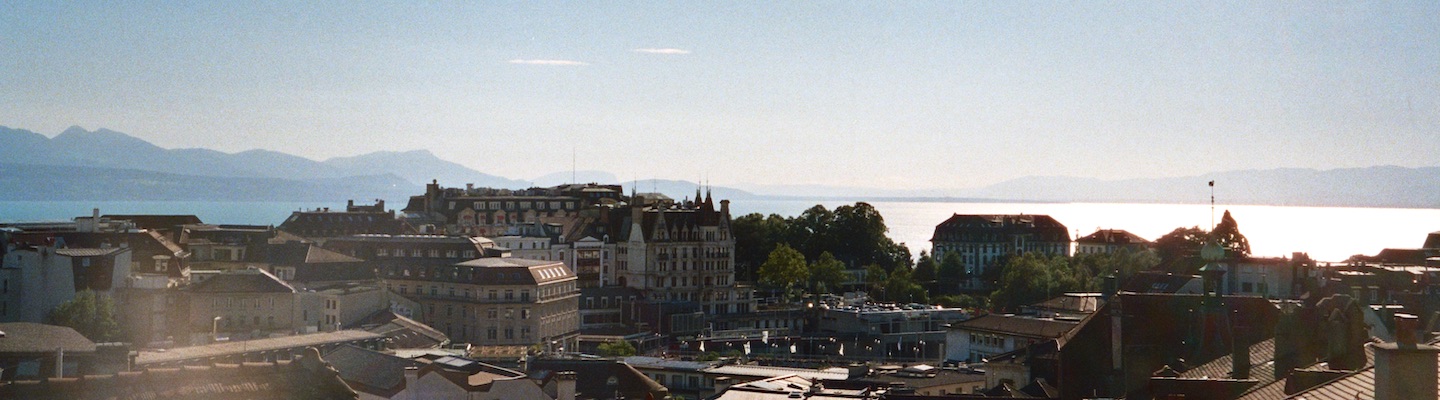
xmin=3 ymin=2 xmax=1436 ymax=190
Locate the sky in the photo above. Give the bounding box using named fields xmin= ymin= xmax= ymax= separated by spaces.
xmin=3 ymin=1 xmax=1437 ymax=190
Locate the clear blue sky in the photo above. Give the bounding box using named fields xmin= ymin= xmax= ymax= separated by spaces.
xmin=3 ymin=1 xmax=1436 ymax=189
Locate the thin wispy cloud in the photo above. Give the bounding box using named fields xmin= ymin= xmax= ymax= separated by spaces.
xmin=633 ymin=48 xmax=690 ymax=55
xmin=508 ymin=59 xmax=589 ymax=66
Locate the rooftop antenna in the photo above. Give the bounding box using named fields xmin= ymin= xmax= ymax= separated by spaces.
xmin=1209 ymin=180 xmax=1216 ymax=229
xmin=571 ymin=147 xmax=576 ymax=185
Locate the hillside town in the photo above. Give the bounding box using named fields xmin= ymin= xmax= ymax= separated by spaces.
xmin=1 ymin=181 xmax=1438 ymax=400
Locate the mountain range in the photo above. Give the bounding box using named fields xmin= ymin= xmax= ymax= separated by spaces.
xmin=1 ymin=125 xmax=1435 ymax=208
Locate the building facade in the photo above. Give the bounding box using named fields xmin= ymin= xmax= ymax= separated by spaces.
xmin=1075 ymin=229 xmax=1152 ymax=255
xmin=379 ymin=257 xmax=580 ymax=352
xmin=930 ymin=214 xmax=1071 ymax=288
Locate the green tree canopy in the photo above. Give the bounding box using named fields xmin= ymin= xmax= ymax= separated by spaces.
xmin=1072 ymin=248 xmax=1160 ymax=283
xmin=597 ymin=340 xmax=637 ymax=357
xmin=936 ymin=251 xmax=968 ymax=292
xmin=731 ymin=203 xmax=913 ymax=282
xmin=1155 ymin=226 xmax=1208 ymax=273
xmin=913 ymin=250 xmax=937 ymax=283
xmin=989 ymin=253 xmax=1093 ymax=311
xmin=759 ymin=244 xmax=810 ymax=301
xmin=49 ymin=290 xmax=120 ymax=342
xmin=863 ymin=264 xmax=889 ymax=295
xmin=809 ymin=251 xmax=848 ymax=294
xmin=1211 ymin=210 xmax=1251 ymax=257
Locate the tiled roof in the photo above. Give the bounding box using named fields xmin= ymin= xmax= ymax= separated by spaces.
xmin=0 ymin=354 xmax=359 ymax=399
xmin=1029 ymin=294 xmax=1103 ymax=313
xmin=704 ymin=364 xmax=852 ymax=381
xmin=102 ymin=214 xmax=203 ymax=231
xmin=356 ymin=310 xmax=449 ymax=349
xmin=1284 ymin=341 xmax=1437 ymax=400
xmin=931 ymin=214 xmax=1071 ymax=243
xmin=623 ymin=356 xmax=715 ymax=371
xmin=187 ymin=269 xmax=296 ymax=293
xmin=53 ymin=247 xmax=125 ymax=257
xmin=454 ymin=258 xmax=574 ymax=284
xmin=1076 ymin=229 xmax=1152 ymax=245
xmin=0 ymin=322 xmax=97 ymax=353
xmin=949 ymin=314 xmax=1080 ymax=339
xmin=136 ymin=330 xmax=383 ymax=366
xmin=1179 ymin=338 xmax=1278 ymax=380
xmin=528 ymin=358 xmax=668 ymax=399
xmin=1120 ymin=271 xmax=1200 ymax=293
xmin=324 ymin=345 xmax=420 ymax=396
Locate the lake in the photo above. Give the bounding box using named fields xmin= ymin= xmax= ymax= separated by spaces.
xmin=4 ymin=199 xmax=1438 ymax=263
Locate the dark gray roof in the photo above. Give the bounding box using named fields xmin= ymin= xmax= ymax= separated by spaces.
xmin=53 ymin=247 xmax=125 ymax=257
xmin=1076 ymin=229 xmax=1152 ymax=245
xmin=0 ymin=322 xmax=97 ymax=353
xmin=950 ymin=314 xmax=1079 ymax=339
xmin=356 ymin=310 xmax=449 ymax=349
xmin=188 ymin=269 xmax=296 ymax=293
xmin=324 ymin=345 xmax=421 ymax=396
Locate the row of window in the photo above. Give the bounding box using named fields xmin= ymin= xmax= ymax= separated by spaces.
xmin=219 ymin=315 xmax=279 ymax=329
xmin=389 ymin=280 xmax=576 ymax=301
xmin=428 ymin=303 xmax=533 ymax=320
xmin=212 ymin=297 xmax=277 ymax=309
xmin=374 ymin=248 xmax=477 ymax=258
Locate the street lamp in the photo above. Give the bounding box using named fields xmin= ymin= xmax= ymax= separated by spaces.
xmin=213 ymin=316 xmax=222 ymax=342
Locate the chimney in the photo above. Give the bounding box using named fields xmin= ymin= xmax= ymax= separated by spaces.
xmin=1101 ymin=271 xmax=1118 ymax=301
xmin=54 ymin=347 xmax=64 ymax=378
xmin=1273 ymin=305 xmax=1301 ymax=379
xmin=1374 ymin=313 xmax=1439 ymax=400
xmin=720 ymin=199 xmax=730 ymax=218
xmin=557 ymin=371 xmax=577 ymax=400
xmin=404 ymin=366 xmax=419 ymax=387
xmin=1231 ymin=340 xmax=1251 ymax=379
xmin=347 ymin=200 xmax=354 ymax=208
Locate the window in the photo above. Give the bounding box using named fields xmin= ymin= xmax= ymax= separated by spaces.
xmin=505 ymin=327 xmax=514 ymax=339
xmin=521 ymin=290 xmax=530 ymax=302
xmin=488 ymin=327 xmax=497 ymax=340
xmin=505 ymin=290 xmax=514 ymax=300
xmin=488 ymin=290 xmax=498 ymax=300
xmin=521 ymin=309 xmax=530 ymax=319
xmin=488 ymin=308 xmax=497 ymax=319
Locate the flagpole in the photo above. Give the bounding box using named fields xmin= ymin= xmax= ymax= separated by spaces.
xmin=1209 ymin=180 xmax=1215 ymax=228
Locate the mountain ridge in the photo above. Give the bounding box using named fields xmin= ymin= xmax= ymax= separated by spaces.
xmin=1 ymin=125 xmax=1435 ymax=207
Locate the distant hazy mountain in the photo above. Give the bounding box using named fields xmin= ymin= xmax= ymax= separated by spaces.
xmin=530 ymin=170 xmax=620 ymax=187
xmin=322 ymin=150 xmax=528 ymax=189
xmin=956 ymin=166 xmax=1440 ymax=208
xmin=0 ymin=163 xmax=416 ymax=201
xmin=0 ymin=125 xmax=525 ymax=188
xmin=4 ymin=125 xmax=1434 ymax=207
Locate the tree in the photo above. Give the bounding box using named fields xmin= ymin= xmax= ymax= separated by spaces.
xmin=863 ymin=264 xmax=889 ymax=296
xmin=1211 ymin=210 xmax=1251 ymax=257
xmin=809 ymin=251 xmax=848 ymax=294
xmin=913 ymin=251 xmax=937 ymax=283
xmin=758 ymin=244 xmax=810 ymax=301
xmin=936 ymin=251 xmax=968 ymax=292
xmin=1155 ymin=226 xmax=1208 ymax=273
xmin=989 ymin=253 xmax=1091 ymax=311
xmin=49 ymin=290 xmax=120 ymax=342
xmin=597 ymin=340 xmax=637 ymax=357
xmin=1072 ymin=248 xmax=1160 ymax=283
xmin=732 ymin=213 xmax=792 ymax=282
xmin=883 ymin=266 xmax=928 ymax=304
